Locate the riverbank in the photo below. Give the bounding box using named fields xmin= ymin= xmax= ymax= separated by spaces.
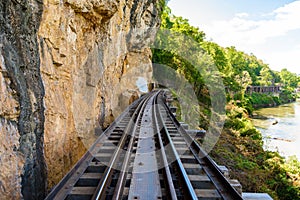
xmin=245 ymin=92 xmax=297 ymax=110
xmin=209 ymin=101 xmax=300 ymax=199
xmin=252 ymin=98 xmax=296 ymax=109
xmin=252 ymin=99 xmax=300 ymax=160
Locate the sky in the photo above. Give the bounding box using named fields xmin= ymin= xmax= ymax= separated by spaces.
xmin=168 ymin=0 xmax=300 ymax=74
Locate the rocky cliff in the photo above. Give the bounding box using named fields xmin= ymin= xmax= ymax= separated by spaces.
xmin=0 ymin=0 xmax=161 ymax=199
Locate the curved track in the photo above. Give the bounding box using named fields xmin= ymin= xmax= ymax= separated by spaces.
xmin=45 ymin=90 xmax=243 ymax=200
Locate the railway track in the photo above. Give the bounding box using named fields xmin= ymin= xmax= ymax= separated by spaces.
xmin=45 ymin=90 xmax=243 ymax=200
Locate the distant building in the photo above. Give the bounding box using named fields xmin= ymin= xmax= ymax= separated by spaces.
xmin=246 ymin=86 xmax=281 ymax=94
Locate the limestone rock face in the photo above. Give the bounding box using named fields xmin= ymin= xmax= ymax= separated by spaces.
xmin=0 ymin=0 xmax=160 ymax=199
xmin=0 ymin=1 xmax=47 ymax=199
xmin=0 ymin=49 xmax=23 ymax=200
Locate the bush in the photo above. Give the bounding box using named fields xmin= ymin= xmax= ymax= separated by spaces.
xmin=272 ymin=96 xmax=281 ymax=105
xmin=240 ymin=98 xmax=254 ymax=115
xmin=279 ymin=89 xmax=296 ymax=103
xmin=240 ymin=128 xmax=261 ymax=140
xmin=246 ymin=93 xmax=275 ymax=105
xmin=265 ymin=155 xmax=300 ymax=200
xmin=224 ymin=118 xmax=245 ymax=130
xmin=244 ymin=90 xmax=296 ymax=109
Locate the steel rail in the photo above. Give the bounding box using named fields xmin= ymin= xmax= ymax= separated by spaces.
xmin=92 ymin=92 xmax=156 ymax=200
xmin=152 ymin=92 xmax=178 ymax=200
xmin=44 ymin=93 xmax=148 ymax=200
xmin=156 ymin=94 xmax=198 ymax=200
xmin=112 ymin=91 xmax=160 ymax=199
xmin=161 ymin=99 xmax=244 ymax=200
xmin=45 ymin=90 xmax=245 ymax=200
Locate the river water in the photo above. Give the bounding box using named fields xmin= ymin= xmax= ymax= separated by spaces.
xmin=251 ymin=99 xmax=300 ymax=160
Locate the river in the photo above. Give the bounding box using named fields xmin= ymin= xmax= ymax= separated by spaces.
xmin=251 ymin=99 xmax=300 ymax=160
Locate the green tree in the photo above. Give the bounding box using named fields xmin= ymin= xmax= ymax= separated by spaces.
xmin=259 ymin=66 xmax=273 ymax=86
xmin=235 ymin=71 xmax=252 ymax=99
xmin=280 ymin=68 xmax=298 ymax=89
xmin=202 ymin=41 xmax=228 ymax=72
xmin=225 ymin=47 xmax=247 ymax=73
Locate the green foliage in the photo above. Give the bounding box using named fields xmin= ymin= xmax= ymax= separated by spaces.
xmin=224 ymin=103 xmax=262 ymax=140
xmin=159 ymin=6 xmax=205 ymax=43
xmin=201 ymin=41 xmax=229 ymax=71
xmin=155 ymin=5 xmax=299 ymax=105
xmin=259 ymin=66 xmax=273 ymax=86
xmin=224 ymin=118 xmax=245 ymax=130
xmin=280 ymin=68 xmax=299 ymax=89
xmin=264 ymin=154 xmax=300 ymax=199
xmin=244 ymin=90 xmax=295 ymax=109
xmin=235 ymin=155 xmax=258 ymax=170
xmin=283 ymin=156 xmax=300 ymax=179
xmin=279 ymin=89 xmax=296 ymax=103
xmin=211 ymin=125 xmax=300 ymax=199
xmin=152 ymin=5 xmax=214 ymax=110
xmin=154 ymin=6 xmax=300 ymax=199
xmin=240 ymin=128 xmax=261 ymax=138
xmin=156 ymin=0 xmax=168 ymax=16
xmin=246 ymin=93 xmax=279 ymax=107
